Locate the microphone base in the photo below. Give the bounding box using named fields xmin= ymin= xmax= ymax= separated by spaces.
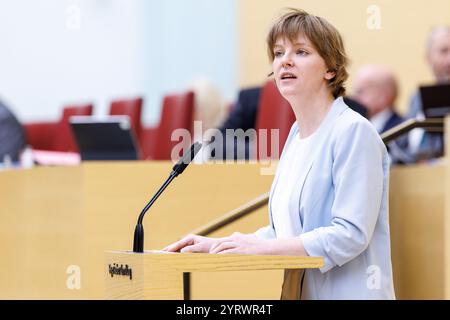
xmin=133 ymin=224 xmax=144 ymax=253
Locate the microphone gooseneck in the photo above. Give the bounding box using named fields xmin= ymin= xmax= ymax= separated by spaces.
xmin=132 ymin=142 xmax=202 ymax=253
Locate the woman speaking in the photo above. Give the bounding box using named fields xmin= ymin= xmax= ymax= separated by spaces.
xmin=164 ymin=8 xmax=395 ymax=300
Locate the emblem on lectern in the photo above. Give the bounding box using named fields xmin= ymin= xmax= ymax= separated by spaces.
xmin=108 ymin=263 xmax=133 ymax=280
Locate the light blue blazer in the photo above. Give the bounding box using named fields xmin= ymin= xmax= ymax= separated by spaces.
xmin=255 ymin=97 xmax=395 ymax=299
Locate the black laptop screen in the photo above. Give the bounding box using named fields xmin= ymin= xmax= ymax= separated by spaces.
xmin=70 ymin=116 xmax=138 ymax=160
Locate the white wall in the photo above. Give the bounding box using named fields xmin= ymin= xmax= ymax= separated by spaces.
xmin=141 ymin=0 xmax=237 ymax=125
xmin=0 ymin=0 xmax=237 ymax=125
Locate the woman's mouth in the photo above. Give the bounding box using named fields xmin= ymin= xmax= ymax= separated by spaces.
xmin=280 ymin=72 xmax=298 ymax=81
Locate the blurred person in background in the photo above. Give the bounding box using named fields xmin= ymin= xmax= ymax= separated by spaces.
xmin=188 ymin=78 xmax=228 ymax=162
xmin=0 ymin=99 xmax=26 ymax=163
xmin=352 ymin=65 xmax=403 ymax=134
xmin=351 ymin=65 xmax=408 ymax=164
xmin=210 ymin=86 xmax=261 ymax=160
xmin=406 ymin=26 xmax=450 ymax=162
xmin=189 ymin=77 xmax=227 ymax=134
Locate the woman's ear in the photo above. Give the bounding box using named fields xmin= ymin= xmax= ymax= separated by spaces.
xmin=325 ymin=69 xmax=336 ymax=80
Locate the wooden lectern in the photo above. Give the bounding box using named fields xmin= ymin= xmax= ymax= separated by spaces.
xmin=105 ymin=250 xmax=324 ymax=300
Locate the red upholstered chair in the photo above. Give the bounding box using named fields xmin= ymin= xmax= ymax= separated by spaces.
xmin=255 ymin=80 xmax=295 ymax=160
xmin=25 ymin=104 xmax=93 ymax=152
xmin=139 ymin=127 xmax=159 ymax=160
xmin=52 ymin=104 xmax=93 ymax=152
xmin=109 ymin=97 xmax=143 ymax=142
xmin=140 ymin=91 xmax=194 ymax=160
xmin=24 ymin=121 xmax=58 ymax=150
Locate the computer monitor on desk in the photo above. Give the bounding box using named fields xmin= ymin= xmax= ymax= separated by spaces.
xmin=420 ymin=83 xmax=450 ymax=118
xmin=70 ymin=116 xmax=139 ymax=161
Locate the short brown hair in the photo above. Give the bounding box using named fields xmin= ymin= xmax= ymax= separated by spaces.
xmin=267 ymin=8 xmax=349 ymax=98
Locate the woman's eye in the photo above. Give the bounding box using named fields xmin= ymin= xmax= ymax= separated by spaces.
xmin=297 ymin=50 xmax=308 ymax=56
xmin=274 ymin=51 xmax=283 ymax=57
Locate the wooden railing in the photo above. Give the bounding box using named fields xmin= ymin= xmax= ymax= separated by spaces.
xmin=380 ymin=118 xmax=443 ymax=144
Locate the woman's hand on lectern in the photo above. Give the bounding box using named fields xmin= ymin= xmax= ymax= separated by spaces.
xmin=162 ymin=234 xmax=218 ymax=253
xmin=163 ymin=232 xmax=308 ymax=256
xmin=209 ymin=232 xmax=266 ymax=254
xmin=209 ymin=232 xmax=308 ymax=256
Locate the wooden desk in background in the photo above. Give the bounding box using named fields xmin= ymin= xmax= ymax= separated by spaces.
xmin=0 ymin=162 xmax=278 ymax=299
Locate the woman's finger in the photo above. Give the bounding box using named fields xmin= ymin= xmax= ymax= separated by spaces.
xmin=162 ymin=235 xmax=195 ymax=252
xmin=209 ymin=235 xmax=233 ymax=252
xmin=180 ymin=243 xmax=209 ymax=253
xmin=216 ymin=248 xmax=239 ymax=254
xmin=209 ymin=240 xmax=224 ymax=253
xmin=210 ymin=241 xmax=236 ymax=254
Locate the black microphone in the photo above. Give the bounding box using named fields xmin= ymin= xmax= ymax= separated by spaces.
xmin=133 ymin=142 xmax=202 ymax=253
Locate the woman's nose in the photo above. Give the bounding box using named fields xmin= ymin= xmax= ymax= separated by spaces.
xmin=281 ymin=54 xmax=294 ymax=68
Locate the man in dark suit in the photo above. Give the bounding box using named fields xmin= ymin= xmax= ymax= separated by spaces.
xmin=215 ymin=87 xmax=260 ymax=160
xmin=351 ymin=65 xmax=404 ymax=134
xmin=350 ymin=65 xmax=408 ymax=164
xmin=0 ymin=100 xmax=26 ymax=163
